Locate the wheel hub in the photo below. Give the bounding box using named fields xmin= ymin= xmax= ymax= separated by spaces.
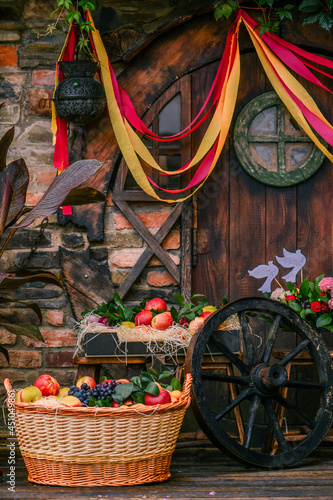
xmin=250 ymin=363 xmax=288 ymax=397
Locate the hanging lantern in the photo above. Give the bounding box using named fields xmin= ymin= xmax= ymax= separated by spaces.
xmin=54 ymin=60 xmax=106 ymax=126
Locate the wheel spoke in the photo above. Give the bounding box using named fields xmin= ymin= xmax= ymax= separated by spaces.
xmin=284 ymin=379 xmax=325 ymax=389
xmin=215 ymin=387 xmax=253 ymax=421
xmin=273 ymin=393 xmax=316 ymax=429
xmin=243 ymin=395 xmax=261 ymax=449
xmin=262 ymin=314 xmax=281 ymax=364
xmin=278 ymin=339 xmax=311 ymax=367
xmin=201 ymin=372 xmax=250 ymax=384
xmin=211 ymin=332 xmax=251 ymax=374
xmin=239 ymin=312 xmax=257 ymax=366
xmin=264 ymin=399 xmax=289 ymax=453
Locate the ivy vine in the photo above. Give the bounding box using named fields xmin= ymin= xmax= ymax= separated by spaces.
xmin=36 ymin=0 xmax=96 ymax=55
xmin=214 ymin=0 xmax=333 ymax=33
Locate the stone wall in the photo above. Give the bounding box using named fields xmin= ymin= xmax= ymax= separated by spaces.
xmin=0 ymin=0 xmax=214 ymax=402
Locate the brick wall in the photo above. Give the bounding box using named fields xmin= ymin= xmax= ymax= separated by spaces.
xmin=0 ymin=0 xmax=212 ymax=407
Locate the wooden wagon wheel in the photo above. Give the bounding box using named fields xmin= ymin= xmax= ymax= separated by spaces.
xmin=185 ymin=298 xmax=333 ymax=468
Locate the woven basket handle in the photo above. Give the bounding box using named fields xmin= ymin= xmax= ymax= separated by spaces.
xmin=181 ymin=373 xmax=192 ymax=401
xmin=4 ymin=378 xmax=12 ymax=398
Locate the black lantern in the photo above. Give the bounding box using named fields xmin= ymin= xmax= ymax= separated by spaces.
xmin=54 ymin=60 xmax=106 ymax=125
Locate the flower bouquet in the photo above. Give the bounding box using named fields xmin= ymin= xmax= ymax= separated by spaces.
xmin=269 ymin=275 xmax=333 ymax=332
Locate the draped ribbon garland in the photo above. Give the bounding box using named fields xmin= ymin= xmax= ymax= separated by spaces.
xmin=52 ymin=9 xmax=333 ymax=203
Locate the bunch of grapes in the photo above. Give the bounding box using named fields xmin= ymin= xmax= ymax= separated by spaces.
xmin=68 ymin=383 xmax=92 ymax=406
xmin=68 ymin=379 xmax=122 ymax=406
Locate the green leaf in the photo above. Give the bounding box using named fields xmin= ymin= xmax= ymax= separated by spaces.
xmin=284 ymin=11 xmax=293 ymax=20
xmin=314 ymin=274 xmax=325 ymax=286
xmin=221 ymin=295 xmax=228 ymax=306
xmin=316 ymin=314 xmax=333 ymax=328
xmin=226 ymin=0 xmax=237 ymax=9
xmin=170 ymin=306 xmax=179 ymax=322
xmin=214 ymin=3 xmax=233 ymax=20
xmin=132 ymin=392 xmax=145 ymax=404
xmin=299 ymin=278 xmax=310 ymax=300
xmin=318 ymin=12 xmax=333 ymax=31
xmin=286 ymin=282 xmax=295 ymax=293
xmin=299 ymin=0 xmax=322 ymax=13
xmin=88 ymin=396 xmax=96 ymax=407
xmin=288 ymin=302 xmax=302 ymax=313
xmin=170 ymin=377 xmax=182 ymax=391
xmin=0 ymin=321 xmax=44 ymax=341
xmin=173 ymin=293 xmax=185 ymax=306
xmin=145 ymin=382 xmax=159 ymax=396
xmin=323 ymin=324 xmax=333 ymax=332
xmin=303 ymin=12 xmax=322 ymax=25
xmin=158 ymin=370 xmax=172 ymax=381
xmin=114 ymin=382 xmax=133 ymax=400
xmin=140 ymin=371 xmax=155 ymax=382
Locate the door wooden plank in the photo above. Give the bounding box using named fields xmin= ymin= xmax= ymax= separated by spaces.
xmin=229 ymin=53 xmax=266 ymax=302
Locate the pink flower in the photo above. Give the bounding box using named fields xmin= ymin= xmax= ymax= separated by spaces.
xmin=318 ymin=277 xmax=333 ymax=292
xmin=329 ymin=298 xmax=333 ymax=309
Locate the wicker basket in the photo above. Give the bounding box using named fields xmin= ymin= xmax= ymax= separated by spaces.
xmin=4 ymin=374 xmax=192 ymax=487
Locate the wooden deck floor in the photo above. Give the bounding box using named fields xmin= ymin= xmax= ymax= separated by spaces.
xmin=1 ymin=443 xmax=333 ymax=500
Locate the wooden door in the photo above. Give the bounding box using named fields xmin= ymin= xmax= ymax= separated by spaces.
xmin=191 ymin=51 xmax=333 ymax=308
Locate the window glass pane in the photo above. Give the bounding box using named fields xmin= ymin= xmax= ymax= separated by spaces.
xmin=250 ymin=143 xmax=278 ymax=171
xmin=159 ymin=155 xmax=181 ymax=189
xmin=249 ymin=106 xmax=277 ymax=135
xmin=142 ymin=124 xmax=153 ymax=148
xmin=159 ymin=94 xmax=181 ymax=136
xmin=285 ymin=143 xmax=313 ymax=171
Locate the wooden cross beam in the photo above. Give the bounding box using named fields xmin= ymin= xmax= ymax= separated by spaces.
xmin=113 ymin=199 xmax=189 ymax=299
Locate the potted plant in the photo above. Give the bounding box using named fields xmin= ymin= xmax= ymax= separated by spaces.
xmin=37 ymin=0 xmax=106 ymax=125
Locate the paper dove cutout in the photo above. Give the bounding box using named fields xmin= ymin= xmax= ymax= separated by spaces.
xmin=276 ymin=248 xmax=306 ymax=283
xmin=248 ymin=261 xmax=279 ymax=293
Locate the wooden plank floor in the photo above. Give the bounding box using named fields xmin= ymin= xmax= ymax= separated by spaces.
xmin=1 ymin=443 xmax=333 ymax=500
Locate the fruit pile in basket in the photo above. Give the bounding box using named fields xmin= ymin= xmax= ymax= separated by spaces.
xmin=80 ymin=292 xmax=227 ymax=333
xmin=14 ymin=369 xmax=183 ymax=408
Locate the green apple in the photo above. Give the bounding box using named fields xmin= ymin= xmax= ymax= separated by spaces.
xmin=20 ymin=386 xmax=42 ymax=403
xmin=58 ymin=387 xmax=70 ymax=398
xmin=15 ymin=389 xmax=23 ymax=402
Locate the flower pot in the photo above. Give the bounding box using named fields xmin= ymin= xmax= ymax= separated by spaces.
xmin=54 ymin=60 xmax=106 ymax=125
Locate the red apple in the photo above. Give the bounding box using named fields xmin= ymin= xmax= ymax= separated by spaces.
xmin=34 ymin=374 xmax=60 ymax=397
xmin=144 ymin=389 xmax=171 ymax=406
xmin=144 ymin=298 xmax=168 ymax=313
xmin=116 ymin=379 xmax=131 ymax=384
xmin=76 ymin=376 xmax=96 ymax=389
xmin=151 ymin=311 xmax=173 ymax=330
xmin=111 ymin=398 xmax=132 ymax=408
xmin=188 ymin=316 xmax=205 ymax=334
xmin=200 ymin=311 xmax=212 ymax=319
xmin=135 ymin=310 xmax=153 ymax=326
xmin=179 ymin=317 xmax=189 ymax=327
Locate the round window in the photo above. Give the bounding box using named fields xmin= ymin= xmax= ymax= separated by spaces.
xmin=233 ymin=92 xmax=326 ymax=186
